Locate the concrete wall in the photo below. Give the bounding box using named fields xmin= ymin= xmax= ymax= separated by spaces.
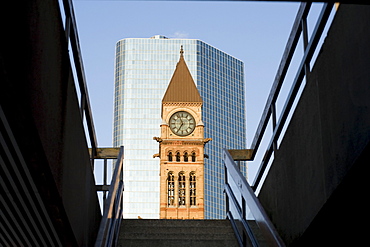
xmin=258 ymin=5 xmax=370 ymax=246
xmin=0 ymin=0 xmax=101 ymax=245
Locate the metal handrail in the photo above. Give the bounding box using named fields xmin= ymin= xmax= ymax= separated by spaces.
xmin=251 ymin=2 xmax=334 ymax=189
xmin=223 ymin=149 xmax=285 ymax=247
xmin=59 ymin=0 xmax=98 ymax=164
xmin=249 ymin=2 xmax=311 ymax=160
xmin=224 ymin=4 xmax=335 ymax=245
xmin=225 ymin=185 xmax=259 ymax=247
xmin=229 ymin=3 xmax=334 ymax=191
xmin=95 ymin=146 xmax=124 ymax=247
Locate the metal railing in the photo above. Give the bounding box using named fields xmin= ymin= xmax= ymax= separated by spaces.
xmin=224 ymin=149 xmax=285 ymax=247
xmin=59 ymin=1 xmax=124 ymax=245
xmin=59 ymin=0 xmax=98 ymax=166
xmin=95 ymin=146 xmax=124 ymax=247
xmin=228 ymin=2 xmax=334 ymax=190
xmin=224 ymin=3 xmax=335 ymax=246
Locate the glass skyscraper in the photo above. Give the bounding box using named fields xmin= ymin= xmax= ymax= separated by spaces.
xmin=113 ymin=35 xmax=246 ymax=219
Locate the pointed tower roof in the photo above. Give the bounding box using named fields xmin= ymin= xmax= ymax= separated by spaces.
xmin=162 ymin=46 xmax=202 ymax=103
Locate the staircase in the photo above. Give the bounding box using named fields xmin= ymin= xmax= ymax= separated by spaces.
xmin=117 ymin=219 xmax=239 ymax=247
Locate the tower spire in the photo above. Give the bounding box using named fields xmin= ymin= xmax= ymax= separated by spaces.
xmin=162 ymin=47 xmax=202 ymax=104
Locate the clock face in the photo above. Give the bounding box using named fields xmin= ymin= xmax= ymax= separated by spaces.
xmin=169 ymin=111 xmax=196 ymax=136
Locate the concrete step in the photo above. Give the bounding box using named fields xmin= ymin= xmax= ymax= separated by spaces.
xmin=121 ymin=220 xmax=235 ymax=235
xmin=121 ymin=226 xmax=235 ymax=236
xmin=118 ymin=239 xmax=239 ymax=247
xmin=121 ymin=219 xmax=233 ymax=227
xmin=120 ymin=232 xmax=236 ymax=240
xmin=117 ymin=219 xmax=239 ymax=247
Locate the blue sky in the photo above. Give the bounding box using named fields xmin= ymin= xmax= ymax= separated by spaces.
xmin=73 ymin=0 xmax=305 ymax=181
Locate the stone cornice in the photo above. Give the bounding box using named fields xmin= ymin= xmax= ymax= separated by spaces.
xmin=162 ymin=102 xmax=202 ymax=107
xmin=162 ymin=140 xmax=204 ymax=146
xmin=160 ymin=138 xmax=212 ymax=145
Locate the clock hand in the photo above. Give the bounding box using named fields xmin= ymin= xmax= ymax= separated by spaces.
xmin=178 ymin=119 xmax=184 ymax=132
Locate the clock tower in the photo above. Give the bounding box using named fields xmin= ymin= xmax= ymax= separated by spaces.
xmin=154 ymin=47 xmax=210 ymax=219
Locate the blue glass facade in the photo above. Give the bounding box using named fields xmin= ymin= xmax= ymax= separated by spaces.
xmin=113 ymin=35 xmax=246 ymax=219
xmin=196 ymin=40 xmax=246 ymax=218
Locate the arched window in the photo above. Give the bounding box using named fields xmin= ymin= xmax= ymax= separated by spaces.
xmin=184 ymin=152 xmax=188 ymax=162
xmin=178 ymin=172 xmax=186 ymax=206
xmin=176 ymin=152 xmax=181 ymax=162
xmin=168 ymin=152 xmax=173 ymax=162
xmin=190 ymin=172 xmax=196 ymax=206
xmin=191 ymin=152 xmax=196 ymax=162
xmin=167 ymin=172 xmax=174 ymax=206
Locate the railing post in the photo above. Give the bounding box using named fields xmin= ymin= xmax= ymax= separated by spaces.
xmin=103 ymin=158 xmax=108 ymax=204
xmin=242 ymin=197 xmax=247 ymax=246
xmin=80 ymin=93 xmax=86 ymax=119
xmin=224 ymin=165 xmax=229 ymax=214
xmin=90 ymin=146 xmax=95 ymax=170
xmin=301 ymin=17 xmax=310 ymax=79
xmin=271 ymin=104 xmax=277 ymax=153
xmin=64 ymin=16 xmax=71 ymax=43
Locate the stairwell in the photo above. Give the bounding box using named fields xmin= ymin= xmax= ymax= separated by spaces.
xmin=117 ymin=219 xmax=239 ymax=247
